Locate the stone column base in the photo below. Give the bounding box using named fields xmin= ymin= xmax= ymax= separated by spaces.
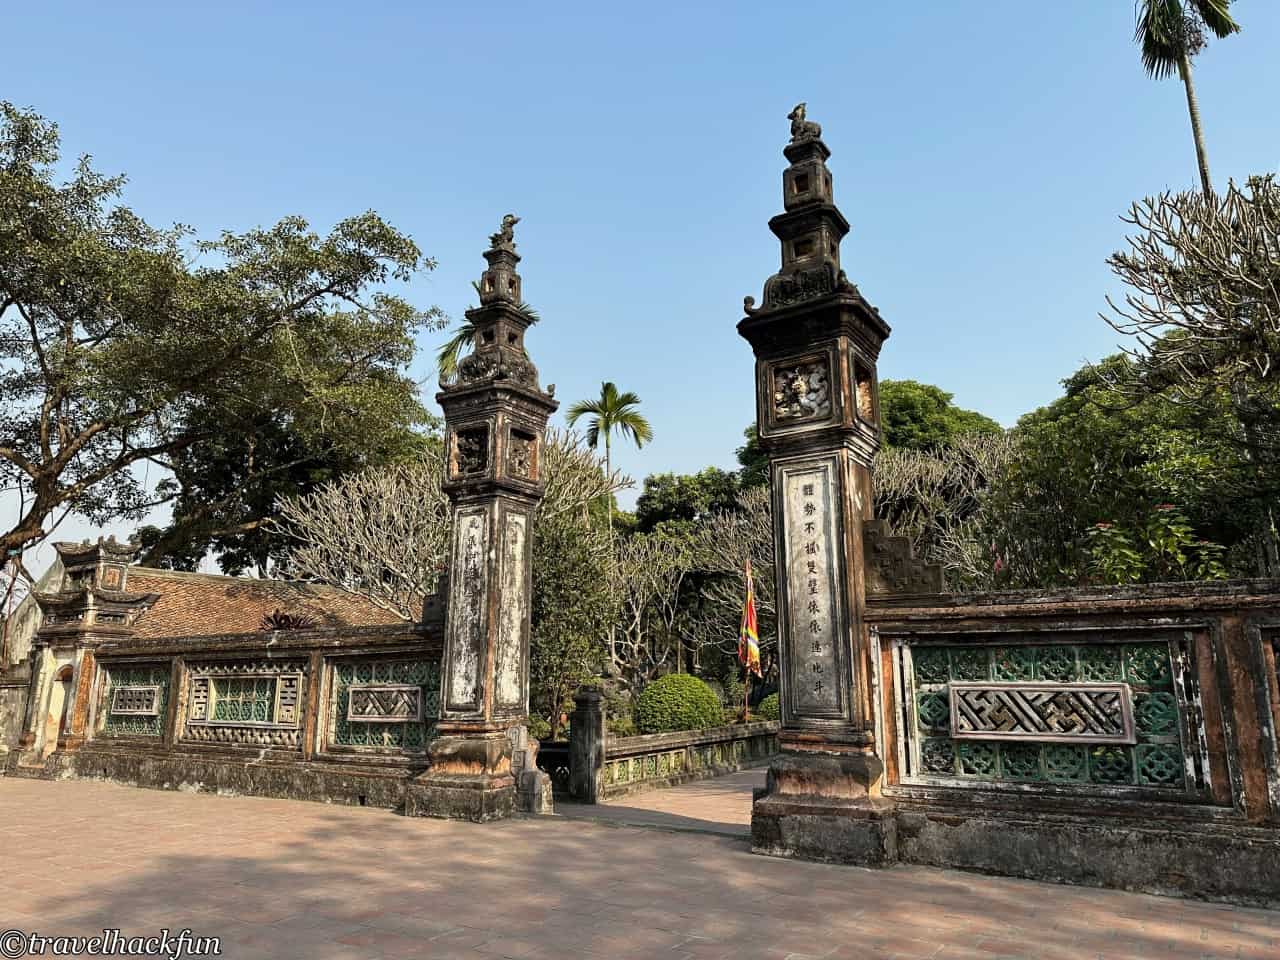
xmin=404 ymin=772 xmax=516 ymax=822
xmin=406 ymin=731 xmax=517 ymax=822
xmin=750 ymin=750 xmax=897 ymax=865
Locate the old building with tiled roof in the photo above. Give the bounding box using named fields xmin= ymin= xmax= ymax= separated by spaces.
xmin=2 ymin=538 xmax=442 ymax=808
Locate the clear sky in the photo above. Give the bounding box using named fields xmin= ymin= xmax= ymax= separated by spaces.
xmin=4 ymin=1 xmax=1279 ymax=573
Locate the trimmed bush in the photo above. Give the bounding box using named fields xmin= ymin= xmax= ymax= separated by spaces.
xmin=758 ymin=693 xmax=780 ymax=721
xmin=634 ymin=674 xmax=723 ymax=734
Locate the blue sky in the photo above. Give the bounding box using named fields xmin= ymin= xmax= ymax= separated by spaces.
xmin=4 ymin=1 xmax=1279 ymax=570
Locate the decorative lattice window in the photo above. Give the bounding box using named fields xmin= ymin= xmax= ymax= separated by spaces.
xmin=211 ymin=677 xmax=276 ymax=723
xmin=102 ymin=664 xmax=169 ymax=737
xmin=902 ymin=640 xmax=1191 ymax=792
xmin=183 ymin=662 xmax=306 ymax=749
xmin=330 ymin=659 xmax=439 ymax=753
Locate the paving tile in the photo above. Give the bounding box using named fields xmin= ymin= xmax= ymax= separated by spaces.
xmin=0 ymin=776 xmax=1274 ymax=960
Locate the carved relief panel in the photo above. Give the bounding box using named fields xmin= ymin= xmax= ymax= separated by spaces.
xmin=761 ymin=347 xmax=842 ymax=437
xmin=507 ymin=428 xmax=538 ymax=482
xmin=449 ymin=424 xmax=491 ymax=480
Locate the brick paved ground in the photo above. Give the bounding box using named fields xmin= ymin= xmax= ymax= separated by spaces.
xmin=557 ymin=768 xmax=764 ymax=835
xmin=1 ymin=777 xmax=1277 ymax=960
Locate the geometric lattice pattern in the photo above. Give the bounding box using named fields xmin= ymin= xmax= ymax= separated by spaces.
xmin=331 ymin=659 xmax=439 ymax=753
xmin=347 ymin=684 xmax=423 ymax=722
xmin=911 ymin=640 xmax=1185 ymax=790
xmin=183 ymin=661 xmax=307 ymax=750
xmin=601 ymin=733 xmax=778 ymax=792
xmin=211 ymin=676 xmax=276 ymax=723
xmin=949 ymin=682 xmax=1134 ymax=743
xmin=110 ymin=685 xmax=161 ymax=717
xmin=102 ymin=664 xmax=169 ymax=737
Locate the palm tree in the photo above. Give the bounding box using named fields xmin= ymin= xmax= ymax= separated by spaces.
xmin=436 ymin=284 xmax=542 ymax=381
xmin=1134 ymin=0 xmax=1240 ymax=195
xmin=566 ymin=382 xmax=653 ymax=530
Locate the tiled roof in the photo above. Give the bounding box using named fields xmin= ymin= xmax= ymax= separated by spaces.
xmin=125 ymin=568 xmax=405 ymax=639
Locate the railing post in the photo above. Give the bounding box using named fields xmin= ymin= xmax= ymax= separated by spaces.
xmin=568 ymin=685 xmax=604 ymax=803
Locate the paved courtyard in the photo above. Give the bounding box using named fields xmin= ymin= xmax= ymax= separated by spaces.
xmin=1 ymin=777 xmax=1277 ymax=960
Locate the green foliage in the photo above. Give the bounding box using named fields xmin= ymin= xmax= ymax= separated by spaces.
xmin=566 ymin=381 xmax=652 ymax=530
xmin=878 ymin=380 xmax=1002 ymax=451
xmin=1084 ymin=506 xmax=1228 ymax=585
xmin=634 ymin=468 xmax=741 ymax=533
xmin=0 ymin=102 xmax=439 ymax=560
xmin=566 ymin=381 xmax=653 ymax=456
xmin=1135 ymin=1 xmax=1239 ymax=80
xmin=757 ymin=693 xmax=780 ymax=721
xmin=634 ymin=673 xmax=722 ymax=734
xmin=529 ymin=505 xmax=615 ymax=740
xmin=984 ymin=355 xmax=1258 ymax=584
xmin=736 ymin=424 xmax=770 ymax=488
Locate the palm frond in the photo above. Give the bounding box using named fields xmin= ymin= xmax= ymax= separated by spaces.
xmin=436 ymin=320 xmax=478 ymax=379
xmin=1190 ymin=0 xmax=1240 ymax=39
xmin=1135 ymin=0 xmax=1186 ymax=79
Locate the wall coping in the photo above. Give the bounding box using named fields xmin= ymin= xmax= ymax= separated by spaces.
xmin=868 ymin=578 xmax=1280 ymax=623
xmin=607 ymin=721 xmax=779 ymax=759
xmin=96 ymin=623 xmax=437 ymax=657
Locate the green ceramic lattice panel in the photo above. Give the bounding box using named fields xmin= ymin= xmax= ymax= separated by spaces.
xmin=212 ymin=677 xmax=274 ymax=723
xmin=102 ymin=664 xmax=169 ymax=737
xmin=910 ymin=640 xmax=1185 ymax=790
xmin=331 ymin=659 xmax=439 ymax=752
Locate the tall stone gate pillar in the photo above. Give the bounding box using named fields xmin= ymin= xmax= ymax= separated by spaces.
xmin=406 ymin=215 xmax=557 ymax=822
xmin=741 ymin=105 xmax=896 ymax=863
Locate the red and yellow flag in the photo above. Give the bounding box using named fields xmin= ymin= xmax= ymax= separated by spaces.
xmin=738 ymin=560 xmax=762 ymax=678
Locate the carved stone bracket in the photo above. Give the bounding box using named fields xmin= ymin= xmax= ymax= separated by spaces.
xmin=863 ymin=519 xmax=944 ymax=597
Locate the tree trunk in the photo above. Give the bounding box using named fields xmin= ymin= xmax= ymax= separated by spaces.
xmin=1179 ymin=51 xmax=1214 ymax=196
xmin=604 ymin=432 xmax=612 ymax=534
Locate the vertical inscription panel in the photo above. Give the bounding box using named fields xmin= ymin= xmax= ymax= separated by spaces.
xmin=778 ymin=457 xmax=847 ymax=720
xmin=494 ymin=507 xmax=531 ymax=715
xmin=443 ymin=505 xmax=490 ymax=715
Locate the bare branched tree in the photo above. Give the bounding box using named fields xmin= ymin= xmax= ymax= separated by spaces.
xmin=1101 ymin=177 xmax=1280 ymax=441
xmin=873 ymin=432 xmax=1018 ymax=589
xmin=607 ymin=531 xmax=695 ymax=686
xmin=684 ymin=486 xmax=776 ymax=663
xmin=272 ymin=428 xmax=629 ymax=621
xmin=272 ymin=449 xmax=451 ymax=620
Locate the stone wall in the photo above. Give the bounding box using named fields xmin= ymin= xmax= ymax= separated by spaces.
xmin=0 ymin=674 xmax=29 ymax=754
xmin=861 ymin=580 xmax=1280 ymax=905
xmin=7 ymin=623 xmax=444 ymax=810
xmin=564 ymin=689 xmax=779 ymax=802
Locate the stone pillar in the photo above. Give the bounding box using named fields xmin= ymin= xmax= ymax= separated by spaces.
xmin=741 ymin=105 xmax=897 ymax=864
xmin=568 ymin=686 xmax=605 ymax=803
xmin=406 ymin=215 xmax=557 ymax=822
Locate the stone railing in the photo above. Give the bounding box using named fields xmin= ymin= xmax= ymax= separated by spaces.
xmin=862 ymin=580 xmax=1280 ymax=904
xmin=8 ymin=624 xmax=444 ymax=809
xmin=565 ymin=686 xmax=779 ymax=803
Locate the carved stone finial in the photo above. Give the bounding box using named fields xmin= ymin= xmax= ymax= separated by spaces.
xmin=489 ymin=214 xmax=520 ymax=252
xmin=788 ymin=102 xmax=822 ymax=143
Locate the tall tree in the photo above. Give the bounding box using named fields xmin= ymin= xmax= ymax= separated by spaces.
xmin=633 ymin=468 xmax=741 ymax=534
xmin=1134 ymin=0 xmax=1240 ymax=195
xmin=877 ymin=380 xmax=1001 ymax=451
xmin=565 ymin=381 xmax=653 ymax=530
xmin=0 ymin=103 xmax=438 ymax=564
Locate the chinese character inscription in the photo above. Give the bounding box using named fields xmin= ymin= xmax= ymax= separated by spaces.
xmin=783 ymin=465 xmax=841 ymax=714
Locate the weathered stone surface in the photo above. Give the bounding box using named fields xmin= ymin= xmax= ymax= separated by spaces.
xmin=752 ymin=797 xmax=898 ymax=865
xmin=894 ymin=805 xmax=1280 ymax=907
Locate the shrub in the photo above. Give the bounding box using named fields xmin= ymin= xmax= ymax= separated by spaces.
xmin=634 ymin=674 xmax=723 ymax=734
xmin=758 ymin=693 xmax=780 ymax=721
